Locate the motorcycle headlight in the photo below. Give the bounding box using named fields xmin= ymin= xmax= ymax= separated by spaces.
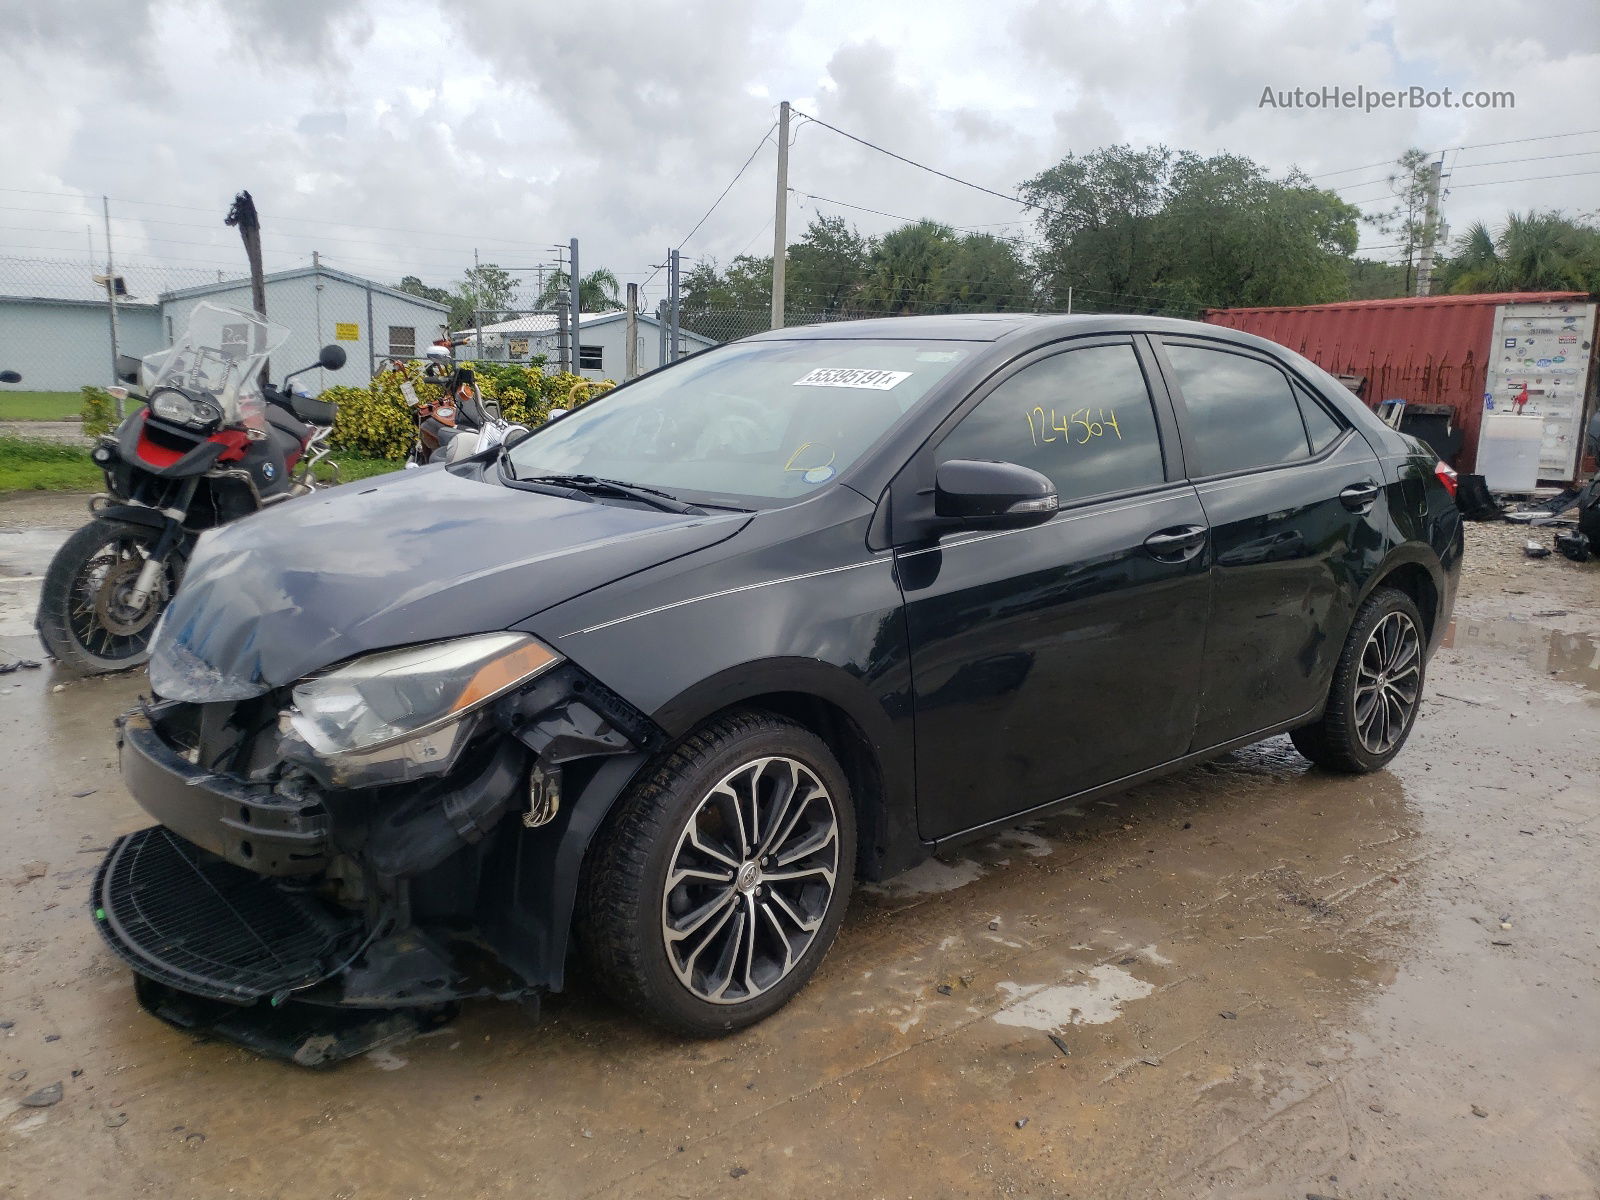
xmin=148 ymin=387 xmax=220 ymax=430
xmin=286 ymin=632 xmax=562 ymax=758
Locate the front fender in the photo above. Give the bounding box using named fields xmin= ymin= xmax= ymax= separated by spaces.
xmin=99 ymin=503 xmax=174 ymax=534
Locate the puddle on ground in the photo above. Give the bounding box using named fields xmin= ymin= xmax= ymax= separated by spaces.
xmin=1443 ymin=617 xmax=1600 ymax=694
xmin=992 ymin=965 xmax=1155 ymax=1030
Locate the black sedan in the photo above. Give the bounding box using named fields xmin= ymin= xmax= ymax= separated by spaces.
xmin=95 ymin=314 xmax=1462 ymax=1056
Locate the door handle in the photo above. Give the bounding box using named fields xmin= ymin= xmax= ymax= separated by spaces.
xmin=1143 ymin=524 xmax=1207 ymax=561
xmin=1340 ymin=481 xmax=1381 ymax=512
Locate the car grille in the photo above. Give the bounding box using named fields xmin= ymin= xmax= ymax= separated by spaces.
xmin=92 ymin=826 xmax=357 ymax=1004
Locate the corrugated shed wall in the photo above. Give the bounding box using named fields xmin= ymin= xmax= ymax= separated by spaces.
xmin=1203 ymin=292 xmax=1590 ymax=472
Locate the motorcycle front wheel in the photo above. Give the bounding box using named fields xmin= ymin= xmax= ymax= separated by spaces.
xmin=36 ymin=519 xmax=186 ymax=675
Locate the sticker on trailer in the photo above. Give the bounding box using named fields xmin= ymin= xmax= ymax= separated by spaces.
xmin=794 ymin=368 xmax=912 ymax=390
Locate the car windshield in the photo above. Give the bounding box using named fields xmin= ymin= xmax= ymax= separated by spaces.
xmin=504 ymin=338 xmax=974 ymax=506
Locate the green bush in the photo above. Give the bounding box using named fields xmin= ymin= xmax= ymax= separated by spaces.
xmin=79 ymin=386 xmax=118 ymax=438
xmin=327 ymin=361 xmax=614 ymax=462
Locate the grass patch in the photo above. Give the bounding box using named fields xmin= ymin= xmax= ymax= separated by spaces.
xmin=0 ymin=436 xmax=103 ymax=492
xmin=0 ymin=435 xmax=403 ymax=494
xmin=0 ymin=391 xmax=83 ymax=421
xmin=314 ymin=453 xmax=403 ymax=483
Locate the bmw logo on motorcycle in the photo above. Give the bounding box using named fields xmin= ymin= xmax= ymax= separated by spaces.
xmin=262 ymin=462 xmax=277 ymax=481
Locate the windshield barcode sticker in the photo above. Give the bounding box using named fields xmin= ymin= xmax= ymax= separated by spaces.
xmin=794 ymin=368 xmax=911 ymax=390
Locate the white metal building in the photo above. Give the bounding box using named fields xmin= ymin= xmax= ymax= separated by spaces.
xmin=160 ymin=266 xmax=451 ymax=394
xmin=0 ymin=265 xmax=449 ymax=395
xmin=0 ymin=295 xmax=163 ymax=392
xmin=455 ymin=311 xmax=717 ymax=380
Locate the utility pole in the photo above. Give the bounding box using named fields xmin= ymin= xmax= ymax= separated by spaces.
xmin=101 ymin=196 xmax=123 ymax=417
xmin=555 ymin=294 xmax=571 ymax=374
xmin=625 ymin=282 xmax=639 ymax=379
xmin=569 ymin=237 xmax=581 ymax=369
xmin=770 ymin=100 xmax=790 ymax=330
xmin=668 ymin=248 xmax=682 ymax=362
xmin=1415 ymin=156 xmax=1444 ymax=297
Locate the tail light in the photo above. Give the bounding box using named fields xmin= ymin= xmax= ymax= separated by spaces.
xmin=1434 ymin=461 xmax=1458 ymax=498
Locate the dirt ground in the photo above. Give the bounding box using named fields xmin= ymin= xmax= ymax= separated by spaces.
xmin=1 ymin=493 xmax=1596 ymax=1199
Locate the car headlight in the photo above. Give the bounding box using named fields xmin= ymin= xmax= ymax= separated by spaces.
xmin=148 ymin=387 xmax=220 ymax=430
xmin=286 ymin=632 xmax=562 ymax=759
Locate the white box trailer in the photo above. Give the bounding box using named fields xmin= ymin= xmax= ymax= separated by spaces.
xmin=1479 ymin=299 xmax=1598 ymax=483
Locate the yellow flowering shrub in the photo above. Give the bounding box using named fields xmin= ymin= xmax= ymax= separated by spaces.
xmin=329 ymin=360 xmax=614 ymax=462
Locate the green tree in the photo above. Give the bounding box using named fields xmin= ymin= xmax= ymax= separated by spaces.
xmin=1021 ymin=145 xmax=1174 ymax=309
xmin=785 ymin=215 xmax=871 ymax=314
xmin=451 ymin=263 xmax=516 ymax=330
xmin=537 ymin=268 xmax=622 ymax=311
xmin=395 ymin=275 xmax=451 ymax=305
xmin=1344 ymin=257 xmax=1410 ymax=300
xmin=1435 ymin=211 xmax=1600 ymax=294
xmin=1020 ymin=146 xmax=1358 ymax=312
xmin=1363 ymin=148 xmax=1446 ymax=296
xmin=862 ymin=220 xmax=961 ymax=314
xmin=945 ymin=233 xmax=1035 ymax=311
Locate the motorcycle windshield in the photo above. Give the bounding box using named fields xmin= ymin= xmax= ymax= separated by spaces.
xmin=140 ymin=302 xmax=289 ymax=432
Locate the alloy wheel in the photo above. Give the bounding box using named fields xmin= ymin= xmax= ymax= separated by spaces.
xmin=660 ymin=755 xmax=840 ymax=1005
xmin=1354 ymin=610 xmax=1421 ymax=755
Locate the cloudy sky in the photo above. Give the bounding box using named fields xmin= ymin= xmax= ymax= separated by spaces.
xmin=2 ymin=0 xmax=1596 ymax=308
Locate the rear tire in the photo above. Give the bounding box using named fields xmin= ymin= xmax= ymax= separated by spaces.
xmin=36 ymin=518 xmax=184 ymax=676
xmin=577 ymin=710 xmax=855 ymax=1037
xmin=1291 ymin=586 xmax=1426 ymax=774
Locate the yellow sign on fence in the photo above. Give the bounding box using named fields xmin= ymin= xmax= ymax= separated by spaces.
xmin=334 ymin=322 xmax=360 ymax=341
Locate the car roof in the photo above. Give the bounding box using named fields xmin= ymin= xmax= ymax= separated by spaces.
xmin=749 ymin=312 xmax=1250 ymax=344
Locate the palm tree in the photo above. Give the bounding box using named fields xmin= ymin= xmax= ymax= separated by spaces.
xmin=537 ymin=268 xmax=621 ymax=312
xmin=1442 ymin=211 xmax=1600 ymax=294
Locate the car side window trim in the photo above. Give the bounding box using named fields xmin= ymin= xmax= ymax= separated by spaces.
xmin=1153 ymin=336 xmax=1346 ymax=483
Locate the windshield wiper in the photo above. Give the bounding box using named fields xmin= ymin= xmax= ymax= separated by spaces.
xmin=516 ymin=473 xmax=707 ymax=515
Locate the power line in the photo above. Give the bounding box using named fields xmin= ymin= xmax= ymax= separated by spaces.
xmin=1308 ymin=127 xmax=1600 ymax=181
xmin=789 ymin=108 xmax=1037 ymax=215
xmin=1448 ymin=167 xmax=1600 ymax=189
xmin=640 ymin=120 xmax=778 ymax=291
xmin=792 ymin=189 xmax=1028 ymax=236
xmin=1451 ymin=148 xmax=1600 ymax=171
xmin=675 ymin=122 xmax=777 ymax=252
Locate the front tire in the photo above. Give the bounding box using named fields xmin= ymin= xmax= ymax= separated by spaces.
xmin=36 ymin=519 xmax=184 ymax=675
xmin=578 ymin=711 xmax=856 ymax=1036
xmin=1291 ymin=586 xmax=1427 ymax=774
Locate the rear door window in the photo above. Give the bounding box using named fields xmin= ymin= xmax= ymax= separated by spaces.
xmin=1162 ymin=343 xmax=1310 ymax=476
xmin=936 ymin=342 xmax=1167 ymax=505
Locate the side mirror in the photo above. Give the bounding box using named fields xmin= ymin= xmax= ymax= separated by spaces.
xmin=318 ymin=344 xmax=347 ymax=371
xmin=934 ymin=459 xmax=1058 ymax=528
xmin=0 ymin=370 xmax=20 ymax=384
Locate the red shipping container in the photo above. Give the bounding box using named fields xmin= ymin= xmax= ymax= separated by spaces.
xmin=1203 ymin=292 xmax=1591 ymax=473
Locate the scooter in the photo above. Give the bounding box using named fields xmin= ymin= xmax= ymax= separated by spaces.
xmin=35 ymin=302 xmax=347 ymax=675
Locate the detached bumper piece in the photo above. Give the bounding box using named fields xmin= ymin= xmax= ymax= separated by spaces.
xmin=131 ymin=976 xmax=455 ymax=1069
xmin=93 ymin=826 xmax=357 ymax=1005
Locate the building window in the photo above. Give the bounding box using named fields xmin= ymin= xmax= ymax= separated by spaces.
xmin=388 ymin=326 xmax=416 ymax=357
xmin=578 ymin=344 xmax=603 ymax=371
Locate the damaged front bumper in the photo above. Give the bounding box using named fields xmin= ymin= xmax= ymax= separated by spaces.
xmin=92 ymin=663 xmax=660 ymax=1063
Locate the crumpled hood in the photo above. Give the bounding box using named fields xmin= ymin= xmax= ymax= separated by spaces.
xmin=149 ymin=464 xmax=746 ymax=701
